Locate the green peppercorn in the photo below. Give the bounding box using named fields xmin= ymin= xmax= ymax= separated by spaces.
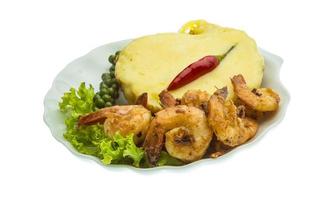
xmin=102 ymin=73 xmax=112 ymax=82
xmin=109 ymin=79 xmax=116 ymax=85
xmin=115 ymin=51 xmax=120 ymax=59
xmin=108 ymin=55 xmax=115 ymax=64
xmin=105 ymin=73 xmax=112 ymax=79
xmin=94 ymin=93 xmax=100 ymax=102
xmin=105 ymin=102 xmax=112 ymax=107
xmin=100 ymin=88 xmax=109 ymax=96
xmin=108 ymin=87 xmax=114 ymax=95
xmin=102 ymin=94 xmax=112 ymax=102
xmin=109 ymin=71 xmax=115 ymax=78
xmin=95 ymin=98 xmax=105 ymax=108
xmin=110 ymin=83 xmax=118 ymax=91
xmin=94 ymin=51 xmax=120 ymax=109
xmin=104 ymin=78 xmax=113 ymax=86
xmin=100 ymin=82 xmax=107 ymax=90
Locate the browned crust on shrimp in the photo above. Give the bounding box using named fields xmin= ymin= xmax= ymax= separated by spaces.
xmin=159 ymin=90 xmax=179 ymax=108
xmin=207 ymin=87 xmax=258 ymax=147
xmin=143 ymin=123 xmax=166 ymax=166
xmin=231 ymin=74 xmax=280 ymax=112
xmin=135 ymin=92 xmax=148 ymax=108
xmin=144 ymin=105 xmax=212 ymax=166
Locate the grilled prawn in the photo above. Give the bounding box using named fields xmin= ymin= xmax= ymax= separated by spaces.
xmin=207 ymin=87 xmax=258 ymax=147
xmin=231 ymin=74 xmax=280 ymax=112
xmin=143 ymin=105 xmax=212 ymax=166
xmin=79 ymin=105 xmax=152 ymax=144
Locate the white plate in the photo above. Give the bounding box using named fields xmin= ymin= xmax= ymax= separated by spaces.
xmin=43 ymin=39 xmax=290 ymax=170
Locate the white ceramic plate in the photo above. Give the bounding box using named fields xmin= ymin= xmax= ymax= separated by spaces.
xmin=43 ymin=39 xmax=290 ymax=170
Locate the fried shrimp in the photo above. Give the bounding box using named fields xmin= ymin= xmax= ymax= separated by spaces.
xmin=235 ymin=99 xmax=264 ymax=120
xmin=159 ymin=90 xmax=179 ymax=108
xmin=231 ymin=74 xmax=280 ymax=112
xmin=159 ymin=89 xmax=209 ymax=111
xmin=79 ymin=105 xmax=152 ymax=144
xmin=143 ymin=105 xmax=212 ymax=166
xmin=135 ymin=92 xmax=148 ymax=108
xmin=181 ymin=90 xmax=210 ymax=111
xmin=207 ymin=87 xmax=258 ymax=147
xmin=209 ymin=138 xmax=232 ymax=158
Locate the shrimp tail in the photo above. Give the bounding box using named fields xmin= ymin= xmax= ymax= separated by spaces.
xmin=143 ymin=128 xmax=166 ymax=166
xmin=214 ymin=86 xmax=228 ymax=99
xmin=159 ymin=90 xmax=179 ymax=108
xmin=231 ymin=74 xmax=246 ymax=87
xmin=135 ymin=92 xmax=148 ymax=108
xmin=78 ymin=108 xmax=109 ymax=126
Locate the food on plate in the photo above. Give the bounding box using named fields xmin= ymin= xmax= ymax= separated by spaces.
xmin=207 ymin=87 xmax=258 ymax=147
xmin=209 ymin=137 xmax=233 ymax=158
xmin=231 ymin=74 xmax=280 ymax=112
xmin=135 ymin=92 xmax=148 ymax=107
xmin=57 ymin=20 xmax=281 ymax=168
xmin=79 ymin=105 xmax=151 ymax=145
xmin=159 ymin=90 xmax=179 ymax=108
xmin=59 ymin=83 xmax=145 ymax=167
xmin=143 ymin=105 xmax=212 ymax=165
xmin=180 ymin=90 xmax=210 ymax=110
xmin=167 ymin=45 xmax=235 ymax=91
xmin=116 ymin=20 xmax=264 ymax=112
xmin=159 ymin=89 xmax=210 ymax=112
xmin=94 ymin=51 xmax=120 ymax=108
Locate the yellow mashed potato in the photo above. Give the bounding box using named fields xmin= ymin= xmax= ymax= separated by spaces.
xmin=116 ymin=20 xmax=264 ymax=112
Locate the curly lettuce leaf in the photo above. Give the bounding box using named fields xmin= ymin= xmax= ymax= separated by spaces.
xmin=59 ymin=82 xmax=95 ymax=115
xmin=64 ymin=124 xmax=105 ymax=157
xmin=59 ymin=83 xmax=145 ymax=167
xmin=59 ymin=82 xmax=95 ymax=129
xmin=59 ymin=82 xmax=104 ymax=156
xmin=99 ymin=133 xmax=144 ymax=167
xmin=123 ymin=135 xmax=145 ymax=167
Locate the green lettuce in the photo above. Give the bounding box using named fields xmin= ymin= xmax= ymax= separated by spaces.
xmin=59 ymin=82 xmax=105 ymax=156
xmin=64 ymin=124 xmax=105 ymax=156
xmin=59 ymin=83 xmax=145 ymax=167
xmin=99 ymin=134 xmax=144 ymax=167
xmin=157 ymin=151 xmax=184 ymax=166
xmin=59 ymin=82 xmax=95 ymax=128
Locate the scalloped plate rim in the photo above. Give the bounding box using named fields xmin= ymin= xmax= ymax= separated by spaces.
xmin=43 ymin=39 xmax=290 ymax=171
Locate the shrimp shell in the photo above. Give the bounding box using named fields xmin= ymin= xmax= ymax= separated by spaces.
xmin=208 ymin=87 xmax=258 ymax=147
xmin=231 ymin=74 xmax=280 ymax=112
xmin=143 ymin=105 xmax=212 ymax=166
xmin=79 ymin=105 xmax=152 ymax=144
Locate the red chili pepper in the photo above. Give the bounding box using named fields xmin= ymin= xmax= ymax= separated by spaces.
xmin=167 ymin=45 xmax=235 ymax=91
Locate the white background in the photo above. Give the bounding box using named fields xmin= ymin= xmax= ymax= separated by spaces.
xmin=0 ymin=0 xmax=317 ymax=199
